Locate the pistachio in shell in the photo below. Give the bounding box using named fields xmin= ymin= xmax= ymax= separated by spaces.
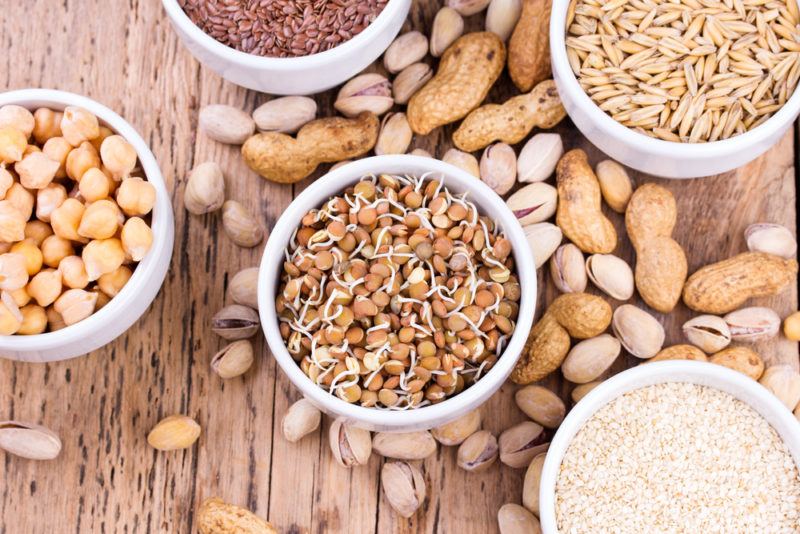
xmin=212 ymin=304 xmax=260 ymax=340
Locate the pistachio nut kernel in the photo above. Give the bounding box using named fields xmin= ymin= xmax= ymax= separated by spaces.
xmin=147 ymin=415 xmax=201 ymax=451
xmin=550 ymin=243 xmax=587 ymax=294
xmin=212 ymin=304 xmax=260 ymax=340
xmin=372 ymin=430 xmax=437 ymax=460
xmin=682 ymin=314 xmax=732 ymax=353
xmin=431 ymin=408 xmax=481 ymax=445
xmin=612 ymin=304 xmax=665 ymax=359
xmin=329 ymin=417 xmax=372 ymax=468
xmin=498 ymin=421 xmax=548 ymax=469
xmin=211 ymin=339 xmax=254 ymax=379
xmin=745 ymin=223 xmax=797 ymax=259
xmin=0 ymin=420 xmax=62 ymax=460
xmin=381 ymin=461 xmax=427 ymax=518
xmin=723 ymin=307 xmax=781 ymax=342
xmin=514 ymin=385 xmax=566 ymax=429
xmin=281 ymin=398 xmax=322 ymax=443
xmin=456 ymin=430 xmax=499 ymax=472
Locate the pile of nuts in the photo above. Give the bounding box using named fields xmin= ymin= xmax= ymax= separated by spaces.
xmin=276 ymin=173 xmax=520 ymax=409
xmin=0 ymin=104 xmax=155 ymax=334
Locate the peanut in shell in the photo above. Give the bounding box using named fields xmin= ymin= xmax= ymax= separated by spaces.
xmin=682 ymin=252 xmax=798 ymax=314
xmin=648 ymin=344 xmax=707 ymax=362
xmin=407 ymin=32 xmax=506 ymax=135
xmin=508 ymin=0 xmax=553 ymax=92
xmin=710 ymin=346 xmax=765 ymax=380
xmin=197 ymin=498 xmax=277 ymax=534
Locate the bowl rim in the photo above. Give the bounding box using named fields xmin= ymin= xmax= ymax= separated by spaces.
xmin=538 ymin=360 xmax=800 ymax=533
xmin=161 ymin=0 xmax=407 ymax=70
xmin=549 ymin=0 xmax=800 ymax=159
xmin=257 ymin=155 xmax=537 ymax=429
xmin=0 ymin=88 xmax=174 ymax=350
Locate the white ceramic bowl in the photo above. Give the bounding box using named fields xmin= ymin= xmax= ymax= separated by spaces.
xmin=550 ymin=0 xmax=800 ymax=178
xmin=0 ymin=89 xmax=174 ymax=363
xmin=258 ymin=155 xmax=537 ymax=432
xmin=162 ymin=0 xmax=412 ymax=95
xmin=539 ymin=361 xmax=800 ymax=533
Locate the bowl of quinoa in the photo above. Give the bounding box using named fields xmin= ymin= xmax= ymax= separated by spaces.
xmin=539 ymin=360 xmax=800 ymax=533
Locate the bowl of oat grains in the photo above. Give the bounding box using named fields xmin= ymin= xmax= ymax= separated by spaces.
xmin=162 ymin=0 xmax=411 ymax=95
xmin=550 ymin=0 xmax=800 ymax=177
xmin=258 ymin=155 xmax=536 ymax=432
xmin=539 ymin=360 xmax=800 ymax=533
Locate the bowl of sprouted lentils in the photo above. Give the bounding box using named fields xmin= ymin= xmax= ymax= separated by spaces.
xmin=550 ymin=0 xmax=800 ymax=178
xmin=257 ymin=155 xmax=537 ymax=432
xmin=539 ymin=360 xmax=800 ymax=533
xmin=162 ymin=0 xmax=412 ymax=95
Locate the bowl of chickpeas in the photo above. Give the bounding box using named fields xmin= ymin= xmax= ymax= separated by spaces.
xmin=0 ymin=89 xmax=174 ymax=362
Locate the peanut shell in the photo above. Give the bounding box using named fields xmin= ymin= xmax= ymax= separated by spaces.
xmin=648 ymin=344 xmax=707 ymax=362
xmin=508 ymin=0 xmax=553 ymax=92
xmin=197 ymin=498 xmax=277 ymax=534
xmin=710 ymin=346 xmax=765 ymax=380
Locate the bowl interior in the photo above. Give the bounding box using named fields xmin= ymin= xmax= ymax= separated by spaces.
xmin=0 ymin=88 xmax=174 ymax=351
xmin=258 ymin=155 xmax=537 ymax=430
xmin=539 ymin=360 xmax=800 ymax=533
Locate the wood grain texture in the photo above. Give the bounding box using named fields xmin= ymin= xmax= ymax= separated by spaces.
xmin=0 ymin=1 xmax=797 ymax=533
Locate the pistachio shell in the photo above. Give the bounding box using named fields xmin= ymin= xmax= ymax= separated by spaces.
xmin=745 ymin=223 xmax=797 ymax=259
xmin=585 ymin=254 xmax=634 ymax=301
xmin=199 ymin=104 xmax=255 ymax=144
xmin=523 ymin=223 xmax=562 ymax=269
xmin=222 ymin=200 xmax=264 ymax=248
xmin=334 ymin=74 xmax=393 ymax=118
xmin=517 ymin=133 xmax=563 ymax=183
xmin=561 ymin=334 xmax=621 ymax=384
xmin=456 ymin=430 xmax=499 ymax=472
xmin=375 ymin=113 xmax=413 ymax=156
xmin=184 ymin=161 xmax=225 ymax=215
xmin=211 ymin=339 xmax=254 ymax=379
xmin=442 ymin=148 xmax=479 ymax=178
xmin=759 ymin=365 xmax=800 ymax=410
xmin=252 ymin=96 xmax=317 ymax=134
xmin=212 ymin=304 xmax=260 ymax=340
xmin=507 ymin=183 xmax=558 ymax=225
xmin=485 ymin=0 xmax=522 ymax=41
xmin=447 ymin=0 xmax=492 ymax=15
xmin=228 ymin=267 xmax=259 ymax=309
xmin=281 ymin=398 xmax=322 ymax=443
xmin=147 ymin=415 xmax=201 ymax=451
xmin=612 ymin=304 xmax=665 ymax=358
xmin=0 ymin=421 xmax=61 ymax=460
xmin=329 ymin=417 xmax=372 ymax=467
xmin=383 ymin=31 xmax=429 ymax=74
xmin=522 ymin=452 xmax=546 ymax=515
xmin=550 ymin=244 xmax=587 ymax=293
xmin=381 ymin=461 xmax=427 ymax=518
xmin=480 ymin=143 xmax=517 ymax=195
xmin=393 ymin=63 xmax=433 ymax=105
xmin=498 ymin=421 xmax=548 ymax=468
xmin=571 ymin=381 xmax=602 ymax=403
xmin=432 ymin=408 xmax=481 ymax=445
xmin=595 ymin=160 xmax=633 ymax=213
xmin=498 ymin=503 xmax=541 ymax=534
xmin=514 ymin=385 xmax=566 ymax=428
xmin=430 ymin=7 xmax=465 ymax=57
xmin=372 ymin=431 xmax=437 ymax=460
xmin=723 ymin=307 xmax=781 ymax=342
xmin=682 ymin=315 xmax=731 ymax=353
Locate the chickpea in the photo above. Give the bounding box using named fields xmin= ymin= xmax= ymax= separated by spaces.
xmin=0 ymin=126 xmax=27 ymax=164
xmin=0 ymin=105 xmax=35 ymax=137
xmin=100 ymin=135 xmax=137 ymax=178
xmin=46 ymin=305 xmax=66 ymax=331
xmin=42 ymin=136 xmax=71 ymax=178
xmin=24 ymin=220 xmax=53 ymax=247
xmin=90 ymin=126 xmax=114 ymax=154
xmin=98 ymin=265 xmax=132 ymax=297
xmin=65 ymin=141 xmax=100 ymax=181
xmin=0 ymin=293 xmax=22 ymax=335
xmin=58 ymin=255 xmax=89 ymax=289
xmin=32 ymin=108 xmax=63 ymax=144
xmin=22 ymin=144 xmax=41 ymax=156
xmin=10 ymin=239 xmax=43 ymax=276
xmin=8 ymin=287 xmax=30 ymax=307
xmin=54 ymin=288 xmax=98 ymax=326
xmin=0 ymin=252 xmax=29 ymax=291
xmin=60 ymin=106 xmax=100 ymax=147
xmin=50 ymin=198 xmax=85 ymax=241
xmin=41 ymin=235 xmax=74 ymax=268
xmin=35 ymin=183 xmax=67 ymax=222
xmin=82 ymin=238 xmax=125 ymax=281
xmin=0 ymin=166 xmax=13 ymax=199
xmin=78 ymin=167 xmax=110 ymax=202
xmin=14 ymin=151 xmax=59 ymax=189
xmin=116 ymin=177 xmax=155 ymax=216
xmin=77 ymin=199 xmax=121 ymax=240
xmin=121 ymin=217 xmax=153 ymax=262
xmin=5 ymin=183 xmax=34 ymax=220
xmin=91 ymin=286 xmax=112 ymax=310
xmin=27 ymin=269 xmax=62 ymax=307
xmin=0 ymin=200 xmax=25 ymax=242
xmin=17 ymin=304 xmax=47 ymax=335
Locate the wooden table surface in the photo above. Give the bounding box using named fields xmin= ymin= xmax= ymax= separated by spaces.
xmin=1 ymin=1 xmax=798 ymax=533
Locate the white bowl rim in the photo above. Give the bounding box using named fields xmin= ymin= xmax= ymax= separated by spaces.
xmin=0 ymin=88 xmax=174 ymax=351
xmin=257 ymin=155 xmax=537 ymax=429
xmin=538 ymin=360 xmax=800 ymax=532
xmin=161 ymin=0 xmax=408 ymax=70
xmin=550 ymin=0 xmax=800 ymax=160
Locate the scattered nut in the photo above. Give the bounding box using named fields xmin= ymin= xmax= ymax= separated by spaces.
xmin=571 ymin=380 xmax=602 ymax=402
xmin=447 ymin=0 xmax=492 ymax=15
xmin=199 ymin=104 xmax=256 ymax=145
xmin=508 ymin=0 xmax=553 ymax=92
xmin=457 ymin=429 xmax=499 ymax=472
xmin=508 ymin=183 xmax=558 ymax=225
xmin=595 ymin=160 xmax=633 ymax=213
xmin=432 ymin=409 xmax=481 ymax=445
xmin=147 ymin=415 xmax=201 ymax=451
xmin=329 ymin=418 xmax=372 ymax=468
xmin=783 ymin=311 xmax=800 ymax=341
xmin=515 ymin=385 xmax=566 ymax=428
xmin=253 ymin=96 xmax=317 ymax=134
xmin=498 ymin=421 xmax=548 ymax=468
xmin=648 ymin=344 xmax=708 ymax=362
xmin=375 ymin=113 xmax=413 ymax=156
xmin=498 ymin=503 xmax=542 ymax=534
xmin=745 ymin=223 xmax=797 ymax=259
xmin=612 ymin=304 xmax=665 ymax=359
xmin=442 ymin=148 xmax=480 ymax=178
xmin=523 ymin=222 xmax=562 ymax=269
xmin=222 ymin=200 xmax=264 ymax=248
xmin=228 ymin=267 xmax=259 ymax=309
xmin=585 ymin=254 xmax=634 ymax=301
xmin=682 ymin=315 xmax=731 ymax=353
xmin=184 ymin=161 xmax=225 ymax=215
xmin=561 ymin=334 xmax=621 ymax=384
xmin=197 ymin=498 xmax=277 ymax=534
xmin=372 ymin=431 xmax=437 ymax=460
xmin=710 ymin=346 xmax=765 ymax=380
xmin=480 ymin=143 xmax=517 ymax=195
xmin=430 ymin=7 xmax=465 ymax=57
xmin=550 ymin=244 xmax=587 ymax=294
xmin=334 ymin=74 xmax=393 ymax=118
xmin=281 ymin=398 xmax=321 ymax=443
xmin=759 ymin=365 xmax=800 ymax=410
xmin=0 ymin=421 xmax=61 ymax=460
xmin=383 ymin=31 xmax=428 ymax=74
xmin=724 ymin=307 xmax=781 ymax=342
xmin=486 ymin=0 xmax=522 ymax=41
xmin=522 ymin=452 xmax=546 ymax=515
xmin=517 ymin=133 xmax=563 ymax=183
xmin=392 ymin=63 xmax=433 ymax=105
xmin=211 ymin=339 xmax=254 ymax=379
xmin=381 ymin=461 xmax=427 ymax=518
xmin=212 ymin=304 xmax=260 ymax=340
